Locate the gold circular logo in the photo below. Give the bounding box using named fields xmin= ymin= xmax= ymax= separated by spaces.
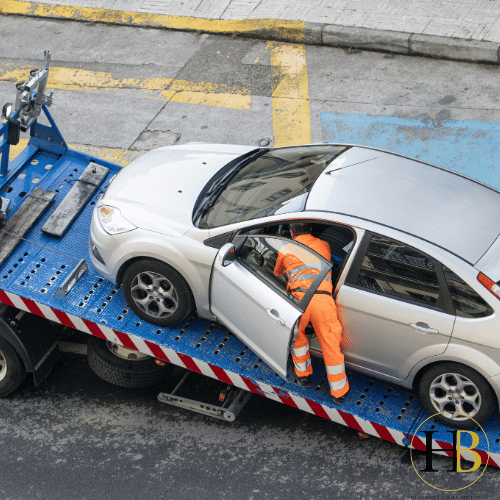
xmin=410 ymin=412 xmax=490 ymax=491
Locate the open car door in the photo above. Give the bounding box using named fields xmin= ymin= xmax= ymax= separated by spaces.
xmin=210 ymin=235 xmax=332 ymax=378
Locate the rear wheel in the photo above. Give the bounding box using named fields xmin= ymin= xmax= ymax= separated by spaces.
xmin=87 ymin=336 xmax=171 ymax=388
xmin=0 ymin=336 xmax=27 ymax=397
xmin=123 ymin=259 xmax=194 ymax=327
xmin=419 ymin=362 xmax=496 ymax=429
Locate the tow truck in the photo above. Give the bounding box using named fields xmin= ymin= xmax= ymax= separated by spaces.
xmin=0 ymin=53 xmax=498 ymax=467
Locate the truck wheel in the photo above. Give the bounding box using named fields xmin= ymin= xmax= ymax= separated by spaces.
xmin=87 ymin=336 xmax=171 ymax=388
xmin=0 ymin=336 xmax=27 ymax=397
xmin=123 ymin=259 xmax=194 ymax=327
xmin=419 ymin=362 xmax=496 ymax=429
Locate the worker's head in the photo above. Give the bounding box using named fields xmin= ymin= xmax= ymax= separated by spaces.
xmin=289 ymin=222 xmax=312 ymax=239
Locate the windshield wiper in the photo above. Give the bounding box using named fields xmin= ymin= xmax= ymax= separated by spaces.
xmin=192 ymin=149 xmax=267 ymax=226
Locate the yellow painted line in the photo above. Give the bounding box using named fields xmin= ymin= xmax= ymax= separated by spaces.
xmin=270 ymin=43 xmax=311 ymax=147
xmin=8 ymin=139 xmax=29 ymax=162
xmin=0 ymin=65 xmax=251 ymax=110
xmin=8 ymin=139 xmax=140 ymax=166
xmin=69 ymin=144 xmax=142 ymax=166
xmin=0 ymin=1 xmax=308 ymax=42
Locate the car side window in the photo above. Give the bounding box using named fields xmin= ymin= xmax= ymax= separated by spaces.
xmin=442 ymin=266 xmax=493 ymax=318
xmin=236 ymin=235 xmax=330 ymax=305
xmin=349 ymin=235 xmax=442 ymax=309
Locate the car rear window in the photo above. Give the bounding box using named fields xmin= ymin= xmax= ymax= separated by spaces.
xmin=443 ymin=266 xmax=493 ymax=318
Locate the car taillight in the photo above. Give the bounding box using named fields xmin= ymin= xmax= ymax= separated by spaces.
xmin=477 ymin=272 xmax=500 ymax=300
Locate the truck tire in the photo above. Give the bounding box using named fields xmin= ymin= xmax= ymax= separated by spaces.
xmin=123 ymin=259 xmax=195 ymax=327
xmin=0 ymin=336 xmax=27 ymax=397
xmin=87 ymin=336 xmax=171 ymax=388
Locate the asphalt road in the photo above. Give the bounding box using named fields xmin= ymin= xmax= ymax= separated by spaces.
xmin=1 ymin=14 xmax=500 ymax=500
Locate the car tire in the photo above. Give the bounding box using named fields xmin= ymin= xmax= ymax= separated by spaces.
xmin=123 ymin=259 xmax=194 ymax=327
xmin=87 ymin=336 xmax=171 ymax=388
xmin=419 ymin=362 xmax=496 ymax=429
xmin=0 ymin=336 xmax=27 ymax=397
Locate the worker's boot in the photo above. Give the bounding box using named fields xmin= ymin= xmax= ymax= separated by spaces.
xmin=331 ymin=387 xmax=350 ymax=404
xmin=296 ymin=374 xmax=312 ymax=388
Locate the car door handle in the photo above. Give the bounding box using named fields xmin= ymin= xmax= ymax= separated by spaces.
xmin=410 ymin=322 xmax=439 ymax=334
xmin=267 ymin=308 xmax=285 ymax=326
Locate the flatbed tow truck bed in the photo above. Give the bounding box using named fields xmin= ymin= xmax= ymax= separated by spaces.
xmin=0 ymin=58 xmax=498 ymax=468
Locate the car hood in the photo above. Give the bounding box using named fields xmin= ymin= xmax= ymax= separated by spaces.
xmin=101 ymin=143 xmax=256 ymax=237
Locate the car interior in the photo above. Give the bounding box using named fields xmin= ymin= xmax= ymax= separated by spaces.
xmin=236 ymin=221 xmax=354 ymax=355
xmin=239 ymin=221 xmax=354 ymax=285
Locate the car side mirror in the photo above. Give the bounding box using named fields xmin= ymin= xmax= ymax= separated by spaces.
xmin=218 ymin=243 xmax=236 ymax=267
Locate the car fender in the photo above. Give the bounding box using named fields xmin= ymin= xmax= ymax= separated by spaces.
xmin=112 ymin=230 xmax=217 ymax=313
xmin=406 ymin=342 xmax=500 ymax=387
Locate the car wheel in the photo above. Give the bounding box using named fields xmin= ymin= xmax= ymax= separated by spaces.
xmin=87 ymin=336 xmax=171 ymax=388
xmin=419 ymin=362 xmax=496 ymax=429
xmin=0 ymin=336 xmax=27 ymax=397
xmin=123 ymin=259 xmax=194 ymax=327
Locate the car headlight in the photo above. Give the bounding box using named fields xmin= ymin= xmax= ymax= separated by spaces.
xmin=97 ymin=205 xmax=137 ymax=235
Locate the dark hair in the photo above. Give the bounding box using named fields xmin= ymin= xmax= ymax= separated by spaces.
xmin=290 ymin=222 xmax=312 ymax=236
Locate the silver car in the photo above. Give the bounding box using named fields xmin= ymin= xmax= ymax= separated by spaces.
xmin=89 ymin=143 xmax=500 ymax=429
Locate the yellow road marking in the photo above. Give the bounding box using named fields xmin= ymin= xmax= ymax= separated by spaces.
xmin=0 ymin=1 xmax=308 ymax=42
xmin=270 ymin=43 xmax=311 ymax=147
xmin=8 ymin=139 xmax=140 ymax=166
xmin=0 ymin=65 xmax=251 ymax=110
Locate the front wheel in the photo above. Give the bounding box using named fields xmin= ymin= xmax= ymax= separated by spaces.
xmin=0 ymin=336 xmax=27 ymax=397
xmin=419 ymin=362 xmax=496 ymax=429
xmin=123 ymin=259 xmax=194 ymax=327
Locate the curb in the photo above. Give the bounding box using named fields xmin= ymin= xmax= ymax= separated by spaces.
xmin=1 ymin=0 xmax=500 ymax=65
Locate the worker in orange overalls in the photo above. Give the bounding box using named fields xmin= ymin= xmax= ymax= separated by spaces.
xmin=274 ymin=222 xmax=350 ymax=403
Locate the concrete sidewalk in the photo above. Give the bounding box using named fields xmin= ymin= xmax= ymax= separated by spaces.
xmin=3 ymin=0 xmax=500 ymax=64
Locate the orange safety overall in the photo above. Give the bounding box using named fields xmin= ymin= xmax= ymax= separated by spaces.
xmin=274 ymin=234 xmax=349 ymax=398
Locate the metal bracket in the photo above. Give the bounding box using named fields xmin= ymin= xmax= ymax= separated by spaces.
xmin=54 ymin=259 xmax=88 ymax=300
xmin=1 ymin=51 xmax=53 ymax=135
xmin=158 ymin=372 xmax=252 ymax=422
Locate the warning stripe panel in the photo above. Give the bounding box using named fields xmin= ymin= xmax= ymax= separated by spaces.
xmin=21 ymin=298 xmax=45 ymax=317
xmin=52 ymin=309 xmax=76 ymax=329
xmin=114 ymin=330 xmax=138 ymax=350
xmin=240 ymin=376 xmax=265 ymax=395
xmin=0 ymin=289 xmax=15 ymax=307
xmin=177 ymin=353 xmax=202 ymax=374
xmin=145 ymin=341 xmax=170 ymax=362
xmin=372 ymin=422 xmax=398 ymax=444
xmin=305 ymin=398 xmax=331 ymax=420
xmin=82 ymin=319 xmax=107 ymax=340
xmin=272 ymin=386 xmax=299 ymax=409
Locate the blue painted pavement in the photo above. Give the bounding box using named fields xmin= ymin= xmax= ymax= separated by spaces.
xmin=321 ymin=113 xmax=500 ymax=191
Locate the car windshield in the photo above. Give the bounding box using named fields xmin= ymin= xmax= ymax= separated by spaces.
xmin=197 ymin=145 xmax=348 ymax=228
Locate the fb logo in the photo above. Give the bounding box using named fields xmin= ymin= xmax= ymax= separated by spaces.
xmin=410 ymin=413 xmax=490 ymax=491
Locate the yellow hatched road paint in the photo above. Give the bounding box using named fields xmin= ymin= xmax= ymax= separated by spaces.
xmin=0 ymin=65 xmax=251 ymax=110
xmin=0 ymin=1 xmax=307 ymax=41
xmin=270 ymin=43 xmax=311 ymax=147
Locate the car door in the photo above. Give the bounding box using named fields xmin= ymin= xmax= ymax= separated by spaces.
xmin=210 ymin=235 xmax=332 ymax=378
xmin=335 ymin=233 xmax=455 ymax=380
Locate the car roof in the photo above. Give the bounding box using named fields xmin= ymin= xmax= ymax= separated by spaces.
xmin=306 ymin=146 xmax=500 ymax=265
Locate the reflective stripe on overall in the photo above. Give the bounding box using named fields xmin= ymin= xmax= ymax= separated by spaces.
xmin=286 ymin=235 xmax=349 ymax=398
